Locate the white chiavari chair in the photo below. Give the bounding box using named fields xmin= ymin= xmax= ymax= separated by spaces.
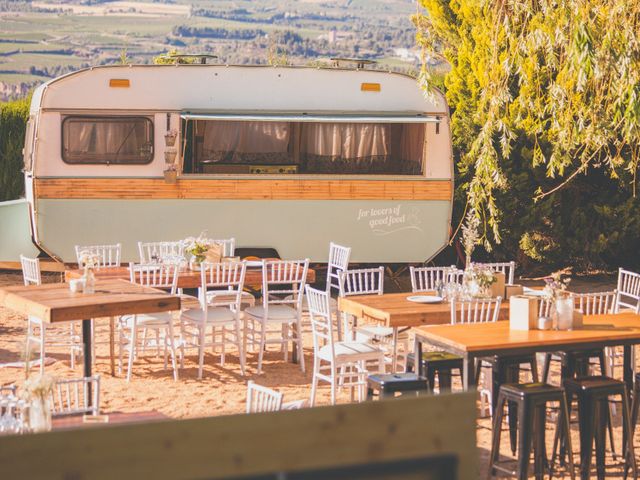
xmin=410 ymin=265 xmax=463 ymax=292
xmin=75 ymin=243 xmax=121 ymax=269
xmin=307 ymin=286 xmax=384 ymax=406
xmin=21 ymin=255 xmax=82 ymax=374
xmin=119 ymin=263 xmax=180 ymax=381
xmin=246 ymin=381 xmax=283 ymax=413
xmin=49 ymin=376 xmax=100 ymax=417
xmin=180 ymin=261 xmax=247 ymax=379
xmin=138 ymin=240 xmax=184 ymax=263
xmin=244 ymin=259 xmax=309 ymax=374
xmin=616 ymin=269 xmax=640 ymax=313
xmin=205 ymin=238 xmax=256 ymax=308
xmin=474 ymin=261 xmax=516 ymax=285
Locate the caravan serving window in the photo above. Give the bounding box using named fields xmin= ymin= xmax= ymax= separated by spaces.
xmin=62 ymin=116 xmax=154 ymax=164
xmin=185 ymin=119 xmax=427 ymax=175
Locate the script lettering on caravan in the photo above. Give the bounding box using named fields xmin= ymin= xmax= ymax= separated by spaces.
xmin=356 ymin=204 xmax=423 ymax=236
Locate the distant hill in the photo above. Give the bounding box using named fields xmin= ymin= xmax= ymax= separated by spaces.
xmin=0 ymin=0 xmax=443 ymax=101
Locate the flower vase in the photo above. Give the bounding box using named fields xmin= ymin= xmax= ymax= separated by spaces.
xmin=189 ymin=258 xmax=203 ymax=271
xmin=82 ymin=268 xmax=96 ymax=294
xmin=28 ymin=396 xmax=52 ymax=433
xmin=554 ymin=296 xmax=574 ymax=330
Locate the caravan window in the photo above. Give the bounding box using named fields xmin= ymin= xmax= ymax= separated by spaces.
xmin=62 ymin=116 xmax=154 ymax=164
xmin=186 ymin=120 xmax=426 ymax=175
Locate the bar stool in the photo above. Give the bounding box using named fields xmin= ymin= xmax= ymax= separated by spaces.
xmin=366 ymin=373 xmax=429 ymax=400
xmin=559 ymin=376 xmax=637 ymax=480
xmin=406 ymin=351 xmax=462 ymax=393
xmin=487 ymin=382 xmax=575 ymax=480
xmin=630 ymin=372 xmax=640 ymax=433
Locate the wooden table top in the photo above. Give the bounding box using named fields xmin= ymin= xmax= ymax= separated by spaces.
xmin=0 ymin=279 xmax=180 ymax=323
xmin=413 ymin=312 xmax=640 ymax=355
xmin=53 ymin=411 xmax=169 ymax=431
xmin=338 ymin=292 xmax=510 ymax=328
xmin=65 ymin=264 xmax=316 ymax=289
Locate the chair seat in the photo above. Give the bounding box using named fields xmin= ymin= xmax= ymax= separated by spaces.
xmin=244 ymin=305 xmax=298 ymax=321
xmin=356 ymin=325 xmax=393 ymax=339
xmin=181 ymin=307 xmax=236 ymax=324
xmin=206 ymin=290 xmax=256 ymax=305
xmin=120 ymin=312 xmax=173 ymax=327
xmin=318 ymin=341 xmax=383 ymax=362
xmin=179 ymin=294 xmax=201 ymax=310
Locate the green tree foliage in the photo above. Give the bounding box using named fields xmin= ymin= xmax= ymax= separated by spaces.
xmin=0 ymin=95 xmax=30 ymax=201
xmin=415 ymin=1 xmax=640 ymax=270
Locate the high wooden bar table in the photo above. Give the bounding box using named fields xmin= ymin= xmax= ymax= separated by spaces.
xmin=65 ymin=264 xmax=316 ymax=289
xmin=413 ymin=311 xmax=640 ymax=394
xmin=0 ymin=279 xmax=180 ymax=401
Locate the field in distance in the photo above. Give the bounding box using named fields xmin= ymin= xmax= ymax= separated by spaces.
xmin=0 ymin=0 xmax=442 ymax=101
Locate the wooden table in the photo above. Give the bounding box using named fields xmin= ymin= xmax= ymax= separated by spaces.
xmin=53 ymin=411 xmax=169 ymax=430
xmin=338 ymin=292 xmax=510 ymax=328
xmin=339 ymin=292 xmax=510 ymax=371
xmin=0 ymin=279 xmax=180 ymax=399
xmin=65 ymin=265 xmax=316 ymax=289
xmin=413 ymin=312 xmax=640 ymax=393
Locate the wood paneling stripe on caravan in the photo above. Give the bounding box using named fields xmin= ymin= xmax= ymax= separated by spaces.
xmin=35 ymin=178 xmax=452 ymax=201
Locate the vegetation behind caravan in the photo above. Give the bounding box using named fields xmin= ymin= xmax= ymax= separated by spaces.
xmin=0 ymin=96 xmax=29 ymax=201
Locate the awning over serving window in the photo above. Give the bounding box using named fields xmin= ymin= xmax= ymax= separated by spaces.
xmin=180 ymin=113 xmax=441 ymax=123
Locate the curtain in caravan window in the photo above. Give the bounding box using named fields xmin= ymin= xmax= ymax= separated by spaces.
xmin=299 ymin=122 xmax=424 ymax=174
xmin=199 ymin=120 xmax=291 ymax=164
xmin=62 ymin=117 xmax=153 ymax=164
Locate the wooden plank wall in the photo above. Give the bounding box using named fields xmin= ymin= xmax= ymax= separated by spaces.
xmin=35 ymin=178 xmax=453 ymax=201
xmin=0 ymin=393 xmax=477 ymax=479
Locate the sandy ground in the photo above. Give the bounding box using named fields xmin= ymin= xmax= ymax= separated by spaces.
xmin=1 ymin=270 xmax=634 ymax=478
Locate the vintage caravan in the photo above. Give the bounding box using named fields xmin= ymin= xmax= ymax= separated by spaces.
xmin=4 ymin=64 xmax=453 ymax=263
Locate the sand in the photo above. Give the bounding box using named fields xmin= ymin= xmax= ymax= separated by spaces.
xmin=1 ymin=270 xmax=632 ymax=478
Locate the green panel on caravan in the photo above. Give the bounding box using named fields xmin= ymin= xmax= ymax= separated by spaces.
xmin=0 ymin=200 xmax=39 ymax=262
xmin=24 ymin=64 xmax=454 ymax=263
xmin=36 ymin=199 xmax=451 ymax=263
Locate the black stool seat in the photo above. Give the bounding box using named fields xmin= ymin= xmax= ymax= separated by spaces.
xmin=488 ymin=382 xmax=574 ymax=480
xmin=406 ymin=350 xmax=462 ymax=393
xmin=559 ymin=376 xmax=637 ymax=480
xmin=367 ymin=373 xmax=429 ymax=400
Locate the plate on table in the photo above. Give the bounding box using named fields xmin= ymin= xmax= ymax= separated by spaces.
xmin=406 ymin=295 xmax=444 ymax=304
xmin=243 ymin=260 xmax=263 ymax=268
xmin=523 ymin=287 xmax=546 ymax=297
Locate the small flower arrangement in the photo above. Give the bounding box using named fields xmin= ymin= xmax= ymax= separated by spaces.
xmin=463 ymin=263 xmax=497 ymax=297
xmin=22 ymin=373 xmax=55 ymax=432
xmin=78 ymin=250 xmax=100 ymax=270
xmin=164 ymin=128 xmax=178 ymax=147
xmin=543 ymin=272 xmax=572 ymax=300
xmin=183 ymin=236 xmax=210 ymax=263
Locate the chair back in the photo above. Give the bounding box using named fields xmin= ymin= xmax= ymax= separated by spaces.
xmin=474 ymin=261 xmax=516 ymax=284
xmin=261 ymin=259 xmax=309 ymax=314
xmin=339 ymin=267 xmax=384 ymax=297
xmin=210 ymin=238 xmax=236 ymax=258
xmin=410 ymin=265 xmax=462 ymax=292
xmin=129 ymin=263 xmax=179 ymax=294
xmin=326 ymin=242 xmax=351 ymax=295
xmin=0 ymin=384 xmax=17 ymax=397
xmin=451 ymin=297 xmax=502 ymax=324
xmin=49 ymin=376 xmax=100 ymax=417
xmin=575 ymin=290 xmax=617 ymax=315
xmin=246 ymin=381 xmax=283 ymax=413
xmin=306 ymin=285 xmax=336 ymax=358
xmin=200 ymin=261 xmax=246 ymax=311
xmin=616 ymin=268 xmax=640 ymax=313
xmin=138 ymin=241 xmax=184 ymax=263
xmin=75 ymin=243 xmax=121 ymax=269
xmin=20 ymin=255 xmax=41 ymax=286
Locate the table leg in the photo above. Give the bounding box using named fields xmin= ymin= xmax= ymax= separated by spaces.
xmin=413 ymin=336 xmax=423 ymax=375
xmin=291 ymin=323 xmax=298 ymax=364
xmin=624 ymin=345 xmax=633 ymax=395
xmin=463 ymin=355 xmax=476 ymax=391
xmin=82 ymin=319 xmax=92 ymax=406
xmin=391 ymin=327 xmax=398 ymax=373
xmin=109 ymin=317 xmax=116 ymax=376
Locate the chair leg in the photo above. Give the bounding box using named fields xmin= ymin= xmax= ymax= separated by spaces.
xmin=621 ymin=389 xmax=638 ymax=479
xmin=235 ymin=320 xmax=246 ymax=376
xmin=594 ymin=400 xmax=607 ymax=480
xmin=487 ymin=392 xmax=506 ymax=479
xmin=167 ymin=322 xmax=178 ymax=381
xmin=40 ymin=325 xmax=46 ymax=375
xmin=516 ymin=398 xmax=534 ymax=480
xmin=295 ymin=319 xmax=305 ymax=373
xmin=533 ymin=404 xmax=546 ymax=480
xmin=197 ymin=324 xmax=206 ymax=380
xmin=578 ymin=395 xmax=596 ymax=480
xmin=330 ymin=365 xmax=337 ymax=405
xmin=529 ymin=357 xmax=539 ymax=383
xmin=126 ymin=323 xmax=137 ymax=382
xmin=257 ymin=320 xmax=266 ymax=374
xmin=542 ymin=353 xmax=552 ymax=384
xmin=310 ymin=358 xmax=319 ymax=407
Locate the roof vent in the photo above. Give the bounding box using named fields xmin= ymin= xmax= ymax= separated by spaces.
xmin=330 ymin=58 xmax=377 ymax=69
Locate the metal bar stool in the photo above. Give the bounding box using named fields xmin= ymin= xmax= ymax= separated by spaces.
xmin=488 ymin=382 xmax=575 ymax=480
xmin=557 ymin=376 xmax=637 ymax=480
xmin=366 ymin=373 xmax=429 ymax=400
xmin=406 ymin=350 xmax=462 ymax=393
